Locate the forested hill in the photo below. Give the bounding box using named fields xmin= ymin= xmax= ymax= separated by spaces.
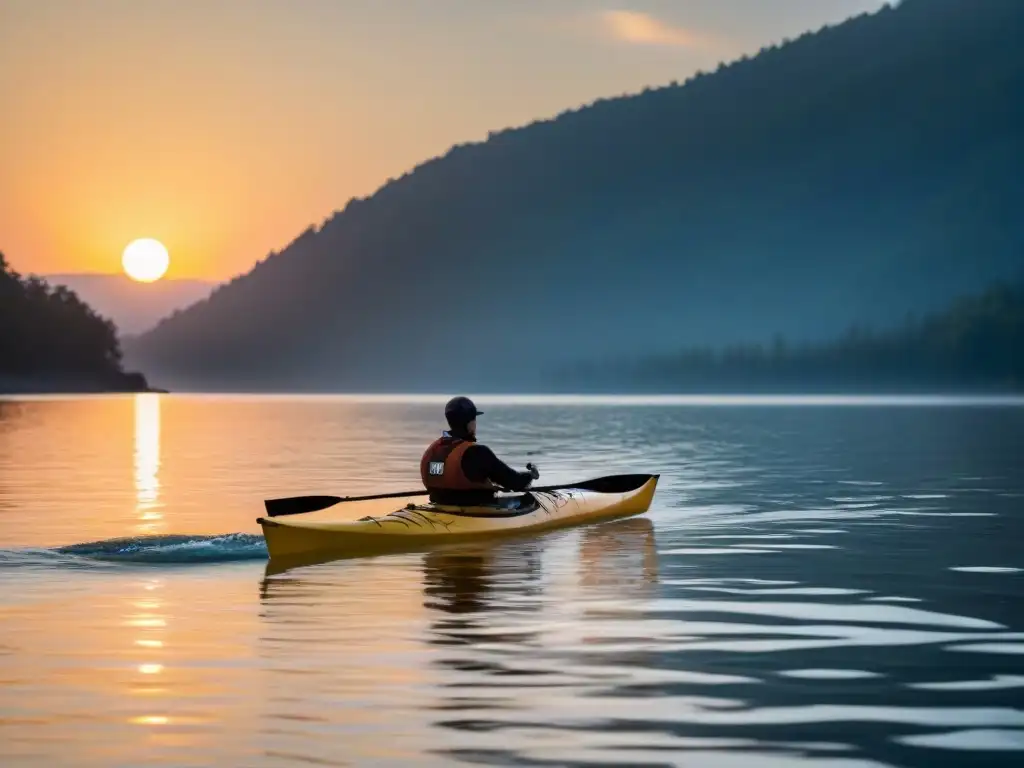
xmin=127 ymin=0 xmax=1024 ymax=393
xmin=0 ymin=254 xmax=155 ymax=393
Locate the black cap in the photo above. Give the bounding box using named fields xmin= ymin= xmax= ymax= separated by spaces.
xmin=444 ymin=396 xmax=483 ymax=428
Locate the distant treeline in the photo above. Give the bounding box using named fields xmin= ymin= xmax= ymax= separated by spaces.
xmin=561 ymin=281 xmax=1024 ymax=393
xmin=0 ymin=252 xmax=153 ymax=393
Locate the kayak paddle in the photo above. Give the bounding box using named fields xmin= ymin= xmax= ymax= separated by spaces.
xmin=262 ymin=474 xmax=657 ymax=518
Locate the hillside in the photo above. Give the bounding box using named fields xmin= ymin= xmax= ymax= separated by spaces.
xmin=45 ymin=274 xmax=216 ymax=337
xmin=0 ymin=254 xmax=156 ymax=393
xmin=127 ymin=0 xmax=1024 ymax=393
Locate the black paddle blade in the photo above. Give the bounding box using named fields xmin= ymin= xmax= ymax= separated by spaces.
xmin=264 ymin=495 xmax=344 ymax=517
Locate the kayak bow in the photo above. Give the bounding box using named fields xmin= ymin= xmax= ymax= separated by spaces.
xmin=257 ymin=473 xmax=659 ymax=561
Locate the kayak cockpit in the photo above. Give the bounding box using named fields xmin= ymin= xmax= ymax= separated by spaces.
xmin=381 ymin=474 xmax=659 ymax=520
xmin=384 ymin=493 xmax=542 ymax=520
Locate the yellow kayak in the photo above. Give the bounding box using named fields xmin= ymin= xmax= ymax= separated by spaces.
xmin=257 ymin=473 xmax=659 ymax=563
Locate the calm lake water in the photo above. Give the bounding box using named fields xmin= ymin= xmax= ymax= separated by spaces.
xmin=1 ymin=394 xmax=1023 ymax=767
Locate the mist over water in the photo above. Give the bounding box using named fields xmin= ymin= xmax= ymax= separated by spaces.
xmin=1 ymin=394 xmax=1022 ymax=767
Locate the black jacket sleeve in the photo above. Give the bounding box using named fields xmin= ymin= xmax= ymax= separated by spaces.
xmin=462 ymin=444 xmax=534 ymax=492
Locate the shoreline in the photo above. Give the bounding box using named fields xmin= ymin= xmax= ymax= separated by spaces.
xmin=0 ymin=372 xmax=167 ymax=396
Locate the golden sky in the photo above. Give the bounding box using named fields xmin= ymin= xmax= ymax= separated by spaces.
xmin=1 ymin=0 xmax=886 ymax=280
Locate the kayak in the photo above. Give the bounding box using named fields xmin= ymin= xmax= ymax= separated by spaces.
xmin=257 ymin=473 xmax=659 ymax=562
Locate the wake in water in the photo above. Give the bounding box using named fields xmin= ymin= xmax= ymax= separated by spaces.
xmin=0 ymin=533 xmax=268 ymax=568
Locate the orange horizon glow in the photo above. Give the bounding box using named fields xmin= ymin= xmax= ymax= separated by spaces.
xmin=0 ymin=1 xmax=887 ymax=281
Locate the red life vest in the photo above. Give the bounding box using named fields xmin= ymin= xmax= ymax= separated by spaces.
xmin=420 ymin=436 xmax=495 ymax=492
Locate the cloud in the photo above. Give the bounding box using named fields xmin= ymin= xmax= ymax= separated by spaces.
xmin=599 ymin=9 xmax=723 ymax=51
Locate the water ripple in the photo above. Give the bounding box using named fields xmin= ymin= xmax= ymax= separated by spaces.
xmin=54 ymin=533 xmax=267 ymax=564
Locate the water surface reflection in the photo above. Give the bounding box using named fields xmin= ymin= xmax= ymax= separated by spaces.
xmin=133 ymin=394 xmax=163 ymax=535
xmin=3 ymin=397 xmax=1023 ymax=767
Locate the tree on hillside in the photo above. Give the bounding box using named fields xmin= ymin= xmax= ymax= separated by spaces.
xmin=0 ymin=252 xmax=130 ymax=380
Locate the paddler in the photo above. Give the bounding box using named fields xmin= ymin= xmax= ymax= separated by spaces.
xmin=420 ymin=396 xmax=539 ymax=505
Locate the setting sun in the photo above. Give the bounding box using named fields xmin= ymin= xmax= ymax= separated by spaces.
xmin=122 ymin=239 xmax=170 ymax=283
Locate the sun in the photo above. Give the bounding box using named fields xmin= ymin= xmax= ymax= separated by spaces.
xmin=122 ymin=238 xmax=170 ymax=283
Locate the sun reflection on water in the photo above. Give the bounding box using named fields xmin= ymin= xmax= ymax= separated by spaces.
xmin=133 ymin=393 xmax=162 ymax=534
xmin=128 ymin=578 xmax=169 ymax=725
xmin=129 ymin=715 xmax=169 ymax=726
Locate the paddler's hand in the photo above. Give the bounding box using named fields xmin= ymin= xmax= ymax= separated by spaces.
xmin=526 ymin=462 xmax=540 ymax=481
